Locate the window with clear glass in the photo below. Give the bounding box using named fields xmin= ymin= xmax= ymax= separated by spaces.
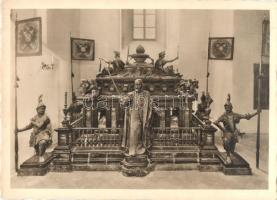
xmin=133 ymin=9 xmax=156 ymax=40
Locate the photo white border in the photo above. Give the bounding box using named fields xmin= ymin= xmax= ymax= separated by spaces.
xmin=1 ymin=0 xmax=277 ymax=199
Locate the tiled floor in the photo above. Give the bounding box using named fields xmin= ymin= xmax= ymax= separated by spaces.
xmin=11 ymin=133 xmax=268 ymax=189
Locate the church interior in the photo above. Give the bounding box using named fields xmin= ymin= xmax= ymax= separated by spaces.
xmin=10 ymin=9 xmax=269 ymax=189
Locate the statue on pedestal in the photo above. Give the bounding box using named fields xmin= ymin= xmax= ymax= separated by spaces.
xmin=120 ymin=79 xmax=153 ymax=176
xmin=214 ymin=94 xmax=259 ymax=164
xmin=17 ymin=95 xmax=52 ymax=162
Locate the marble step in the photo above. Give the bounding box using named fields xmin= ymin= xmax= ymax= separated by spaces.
xmin=121 ymin=159 xmax=148 ymax=168
xmin=71 ymin=150 xmax=123 ymax=164
xmin=124 ymin=155 xmax=148 ymax=163
xmin=150 ymin=145 xmax=200 ymax=151
xmin=150 ymin=157 xmax=199 ymax=163
xmin=72 ymin=146 xmax=122 ymax=151
xmin=217 ymin=152 xmax=251 ymax=175
xmin=18 ymin=153 xmax=54 ymax=176
xmin=72 ymin=157 xmax=122 ymax=164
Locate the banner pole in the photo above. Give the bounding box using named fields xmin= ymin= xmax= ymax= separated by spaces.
xmin=256 ymin=19 xmax=266 ymax=169
xmin=70 ymin=32 xmax=74 ymax=101
xmin=13 ymin=11 xmax=19 ymax=173
xmin=206 ymin=32 xmax=210 ymax=94
xmin=256 ymin=63 xmax=261 ymax=169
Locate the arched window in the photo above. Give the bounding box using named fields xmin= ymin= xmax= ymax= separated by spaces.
xmin=133 ymin=9 xmax=156 ymax=40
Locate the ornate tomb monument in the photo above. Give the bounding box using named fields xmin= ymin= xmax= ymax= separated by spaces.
xmin=18 ymin=45 xmax=255 ymax=176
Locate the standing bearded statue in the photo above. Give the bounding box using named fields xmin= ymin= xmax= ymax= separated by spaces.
xmin=121 ymin=79 xmax=153 ymax=156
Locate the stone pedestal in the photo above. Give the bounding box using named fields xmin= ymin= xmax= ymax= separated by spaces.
xmin=198 ymin=125 xmax=222 ymax=171
xmin=218 ymin=152 xmax=252 ymax=175
xmin=18 ymin=152 xmax=54 ymax=176
xmin=121 ymin=154 xmax=151 ymax=177
xmin=51 ymin=127 xmax=72 ymax=172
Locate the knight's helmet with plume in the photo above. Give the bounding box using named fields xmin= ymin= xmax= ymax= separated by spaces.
xmin=36 ymin=94 xmax=46 ymax=110
xmin=224 ymin=93 xmax=233 ymax=110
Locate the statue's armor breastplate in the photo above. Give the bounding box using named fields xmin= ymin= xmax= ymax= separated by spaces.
xmin=222 ymin=114 xmax=236 ymax=133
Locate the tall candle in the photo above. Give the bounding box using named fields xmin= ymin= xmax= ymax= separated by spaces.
xmin=65 ymin=92 xmax=67 ymax=105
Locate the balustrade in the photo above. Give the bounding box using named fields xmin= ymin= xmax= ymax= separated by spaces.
xmin=71 ymin=128 xmax=122 ymax=148
xmin=152 ymin=127 xmax=202 ymax=146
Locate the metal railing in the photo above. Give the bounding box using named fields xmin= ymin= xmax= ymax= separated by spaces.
xmin=71 ymin=128 xmax=123 ymax=148
xmin=152 ymin=127 xmax=202 ymax=146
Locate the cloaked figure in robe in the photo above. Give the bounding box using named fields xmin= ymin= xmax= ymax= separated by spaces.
xmin=121 ymin=79 xmax=153 ymax=156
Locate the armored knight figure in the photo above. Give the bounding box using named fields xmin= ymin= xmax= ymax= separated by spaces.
xmin=17 ymin=95 xmax=52 ymax=162
xmin=214 ymin=94 xmax=259 ymax=164
xmin=155 ymin=51 xmax=178 ymax=73
xmin=66 ymin=92 xmax=83 ymax=122
xmin=195 ymin=92 xmax=213 ymax=123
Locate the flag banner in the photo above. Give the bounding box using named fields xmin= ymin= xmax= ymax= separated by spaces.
xmin=253 ymin=64 xmax=269 ymax=110
xmin=261 ymin=20 xmax=269 ymax=58
xmin=16 ymin=17 xmax=42 ymax=57
xmin=208 ymin=37 xmax=234 ymax=60
xmin=71 ymin=37 xmax=95 ymax=60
